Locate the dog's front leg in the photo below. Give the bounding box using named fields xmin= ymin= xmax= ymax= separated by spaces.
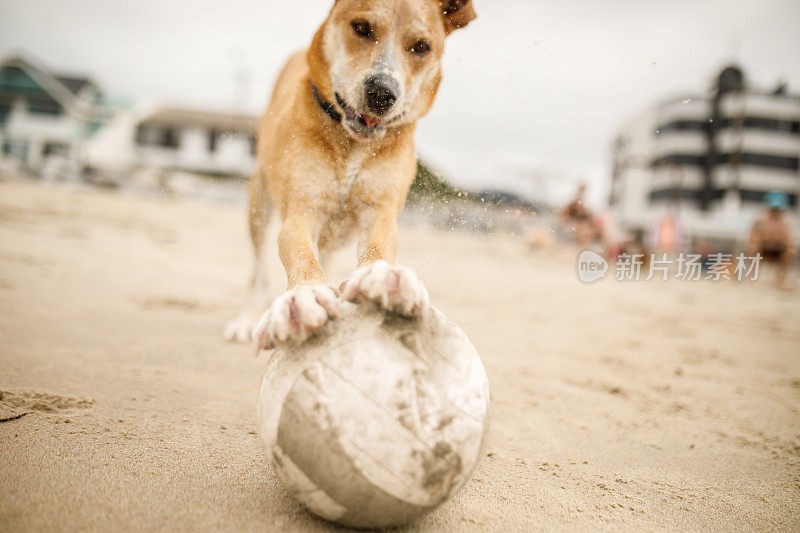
xmin=356 ymin=208 xmax=399 ymax=267
xmin=278 ymin=214 xmax=326 ymax=288
xmin=342 ymin=207 xmax=430 ymax=317
xmin=253 ymin=213 xmax=338 ymax=349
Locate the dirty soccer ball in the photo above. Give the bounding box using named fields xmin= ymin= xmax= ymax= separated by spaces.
xmin=257 ymin=302 xmax=491 ymax=528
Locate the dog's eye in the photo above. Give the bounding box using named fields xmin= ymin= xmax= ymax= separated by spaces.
xmin=410 ymin=40 xmax=430 ymax=56
xmin=351 ymin=20 xmax=372 ymax=38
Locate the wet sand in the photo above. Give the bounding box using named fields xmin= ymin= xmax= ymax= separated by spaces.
xmin=1 ymin=176 xmax=798 ymax=531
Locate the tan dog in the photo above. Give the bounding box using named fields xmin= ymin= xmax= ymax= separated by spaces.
xmin=224 ymin=0 xmax=477 ymax=348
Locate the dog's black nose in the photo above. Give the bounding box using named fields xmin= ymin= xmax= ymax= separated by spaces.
xmin=364 ymin=74 xmax=398 ymax=116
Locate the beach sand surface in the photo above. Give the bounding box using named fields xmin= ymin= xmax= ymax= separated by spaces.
xmin=1 ymin=177 xmax=799 ymax=531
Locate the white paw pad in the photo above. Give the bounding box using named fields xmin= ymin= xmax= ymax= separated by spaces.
xmin=341 ymin=260 xmax=430 ymax=317
xmin=223 ymin=313 xmax=256 ymax=343
xmin=253 ymin=284 xmax=339 ymax=350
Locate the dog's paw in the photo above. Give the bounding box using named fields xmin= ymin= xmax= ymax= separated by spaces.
xmin=252 ymin=284 xmax=339 ymax=350
xmin=341 ymin=260 xmax=430 ymax=318
xmin=223 ymin=312 xmax=257 ymax=343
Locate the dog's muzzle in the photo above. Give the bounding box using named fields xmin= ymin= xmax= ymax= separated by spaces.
xmin=364 ymin=74 xmax=399 ymax=116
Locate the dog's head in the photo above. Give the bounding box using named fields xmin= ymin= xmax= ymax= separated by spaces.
xmin=309 ymin=0 xmax=476 ymax=142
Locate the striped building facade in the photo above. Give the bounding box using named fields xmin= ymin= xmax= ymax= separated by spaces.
xmin=610 ymin=66 xmax=800 ymax=247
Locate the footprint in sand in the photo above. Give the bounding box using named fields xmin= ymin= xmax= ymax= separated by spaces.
xmin=0 ymin=390 xmax=94 ymax=422
xmin=134 ymin=296 xmax=212 ymax=312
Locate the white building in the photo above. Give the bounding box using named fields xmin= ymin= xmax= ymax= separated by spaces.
xmin=0 ymin=52 xmax=258 ymax=183
xmin=84 ymin=103 xmax=258 ymax=179
xmin=0 ymin=53 xmax=114 ymax=177
xmin=610 ymin=66 xmax=800 ymax=248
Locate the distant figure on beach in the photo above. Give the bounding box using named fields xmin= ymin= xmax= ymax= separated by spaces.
xmin=650 ymin=213 xmax=685 ymax=253
xmin=747 ymin=191 xmax=796 ymax=290
xmin=558 ymin=184 xmax=604 ymax=246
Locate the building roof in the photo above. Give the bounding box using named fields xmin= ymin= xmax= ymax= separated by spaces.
xmin=0 ymin=51 xmax=104 ymax=118
xmin=55 ymin=75 xmax=97 ymax=96
xmin=137 ymin=105 xmax=258 ymax=134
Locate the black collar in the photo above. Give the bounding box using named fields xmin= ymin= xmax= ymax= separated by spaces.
xmin=312 ymin=84 xmax=342 ymax=123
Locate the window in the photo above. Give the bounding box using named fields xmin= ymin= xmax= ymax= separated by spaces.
xmin=1 ymin=139 xmax=29 ymax=160
xmin=652 ymin=154 xmax=706 ymax=168
xmin=656 ymin=120 xmax=708 ymax=134
xmin=739 ymin=189 xmax=798 ymax=207
xmin=649 ymin=188 xmax=702 ymax=202
xmin=720 ymin=116 xmax=800 ymax=135
xmin=0 ymin=66 xmax=45 ymax=95
xmin=208 ymin=129 xmax=219 ymax=153
xmin=161 ymin=128 xmax=179 ymax=148
xmin=649 ymin=188 xmax=724 ymax=204
xmin=717 ymin=152 xmax=799 ymax=171
xmin=0 ymin=95 xmax=12 ymax=123
xmin=135 ymin=124 xmax=180 ymax=149
xmin=653 ymin=152 xmax=799 ymax=171
xmin=27 ymin=96 xmax=62 ymax=116
xmin=43 ymin=142 xmax=69 ymax=157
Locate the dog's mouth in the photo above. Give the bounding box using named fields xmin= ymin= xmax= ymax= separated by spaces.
xmin=335 ymin=92 xmax=403 ymax=141
xmin=359 ymin=114 xmax=382 ymax=128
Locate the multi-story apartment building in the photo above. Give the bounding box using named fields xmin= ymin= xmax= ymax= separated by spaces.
xmin=610 ymin=66 xmax=799 ymax=247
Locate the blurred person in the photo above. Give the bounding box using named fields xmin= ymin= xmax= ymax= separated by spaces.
xmin=558 ymin=184 xmax=605 ymax=246
xmin=747 ymin=191 xmax=796 ymax=290
xmin=650 ymin=213 xmax=685 ymax=253
xmin=609 ymin=230 xmax=650 ymax=269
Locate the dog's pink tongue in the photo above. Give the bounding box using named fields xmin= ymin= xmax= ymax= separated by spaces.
xmin=361 ymin=114 xmax=381 ymax=128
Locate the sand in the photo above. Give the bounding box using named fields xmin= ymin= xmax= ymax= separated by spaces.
xmin=0 ymin=176 xmax=798 ymax=531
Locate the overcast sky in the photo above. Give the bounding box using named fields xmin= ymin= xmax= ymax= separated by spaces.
xmin=2 ymin=0 xmax=799 ymax=206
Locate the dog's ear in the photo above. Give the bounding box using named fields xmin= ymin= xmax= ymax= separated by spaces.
xmin=440 ymin=0 xmax=477 ymax=33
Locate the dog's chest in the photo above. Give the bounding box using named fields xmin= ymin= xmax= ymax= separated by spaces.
xmin=334 ymin=147 xmax=372 ymax=200
xmin=317 ymin=148 xmax=375 ymax=248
